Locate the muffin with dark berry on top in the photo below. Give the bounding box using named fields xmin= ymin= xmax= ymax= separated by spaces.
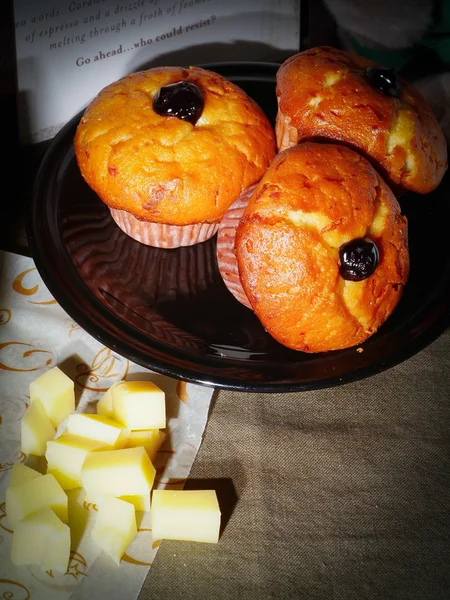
xmin=275 ymin=46 xmax=447 ymax=194
xmin=74 ymin=66 xmax=276 ymax=248
xmin=217 ymin=142 xmax=409 ymax=353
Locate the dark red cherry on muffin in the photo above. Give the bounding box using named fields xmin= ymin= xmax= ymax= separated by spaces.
xmin=339 ymin=238 xmax=380 ymax=281
xmin=365 ymin=66 xmax=401 ymax=97
xmin=152 ymin=81 xmax=204 ymax=125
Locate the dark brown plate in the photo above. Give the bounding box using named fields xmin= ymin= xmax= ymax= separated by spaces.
xmin=27 ymin=62 xmax=450 ymax=392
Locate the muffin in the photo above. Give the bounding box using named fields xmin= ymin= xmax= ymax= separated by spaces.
xmin=217 ymin=142 xmax=410 ymax=353
xmin=74 ymin=66 xmax=276 ymax=248
xmin=276 ymin=46 xmax=447 ymax=194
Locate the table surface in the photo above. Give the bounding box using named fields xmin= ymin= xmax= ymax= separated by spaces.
xmin=137 ymin=327 xmax=450 ymax=600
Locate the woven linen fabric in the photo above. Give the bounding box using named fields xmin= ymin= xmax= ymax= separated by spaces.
xmin=140 ymin=327 xmax=450 ymax=600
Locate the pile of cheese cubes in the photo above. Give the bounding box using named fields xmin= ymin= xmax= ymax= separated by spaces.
xmin=5 ymin=367 xmax=221 ymax=573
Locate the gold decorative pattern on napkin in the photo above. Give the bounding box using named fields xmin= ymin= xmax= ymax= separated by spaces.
xmin=0 ymin=250 xmax=214 ymax=600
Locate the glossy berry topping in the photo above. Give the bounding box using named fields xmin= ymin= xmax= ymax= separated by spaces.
xmin=339 ymin=238 xmax=380 ymax=281
xmin=152 ymin=81 xmax=204 ymax=125
xmin=365 ymin=66 xmax=401 ymax=97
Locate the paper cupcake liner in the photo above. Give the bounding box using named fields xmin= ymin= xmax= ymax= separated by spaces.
xmin=216 ymin=185 xmax=257 ymax=310
xmin=275 ymin=103 xmax=299 ymax=152
xmin=110 ymin=208 xmax=219 ymax=249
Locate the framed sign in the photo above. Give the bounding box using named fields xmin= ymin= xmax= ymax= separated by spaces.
xmin=13 ymin=0 xmax=301 ymax=144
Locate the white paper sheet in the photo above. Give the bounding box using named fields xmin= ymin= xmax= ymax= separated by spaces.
xmin=13 ymin=0 xmax=300 ymax=144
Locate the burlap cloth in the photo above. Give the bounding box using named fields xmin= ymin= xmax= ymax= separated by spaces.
xmin=140 ymin=327 xmax=450 ymax=600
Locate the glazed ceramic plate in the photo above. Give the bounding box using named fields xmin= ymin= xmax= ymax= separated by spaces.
xmin=28 ymin=62 xmax=450 ymax=392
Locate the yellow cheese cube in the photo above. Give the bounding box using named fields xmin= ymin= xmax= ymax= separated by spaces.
xmin=46 ymin=433 xmax=107 ymax=490
xmin=6 ymin=473 xmax=68 ymax=528
xmin=86 ymin=492 xmax=151 ymax=513
xmin=66 ymin=413 xmax=130 ymax=448
xmin=66 ymin=489 xmax=97 ymax=551
xmin=119 ymin=493 xmax=150 ymax=512
xmin=29 ymin=366 xmax=75 ymax=427
xmin=11 ymin=507 xmax=70 ymax=573
xmin=81 ymin=446 xmax=156 ymax=497
xmin=21 ymin=399 xmax=55 ymax=456
xmin=91 ymin=497 xmax=137 ymax=565
xmin=112 ymin=381 xmax=166 ymax=430
xmin=96 ymin=381 xmax=125 ymax=418
xmin=125 ymin=429 xmax=166 ymax=462
xmin=8 ymin=463 xmax=42 ymax=487
xmin=151 ymin=490 xmax=221 ymax=544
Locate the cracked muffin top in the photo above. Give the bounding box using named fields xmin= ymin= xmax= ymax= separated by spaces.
xmin=235 ymin=142 xmax=410 ymax=353
xmin=275 ymin=46 xmax=447 ymax=194
xmin=74 ymin=66 xmax=276 ymax=226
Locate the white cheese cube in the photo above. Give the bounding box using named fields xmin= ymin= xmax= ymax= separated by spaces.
xmin=8 ymin=463 xmax=42 ymax=487
xmin=91 ymin=497 xmax=137 ymax=565
xmin=11 ymin=507 xmax=70 ymax=573
xmin=46 ymin=433 xmax=107 ymax=490
xmin=29 ymin=366 xmax=75 ymax=427
xmin=112 ymin=381 xmax=166 ymax=430
xmin=21 ymin=399 xmax=55 ymax=456
xmin=151 ymin=490 xmax=221 ymax=544
xmin=6 ymin=473 xmax=68 ymax=528
xmin=66 ymin=413 xmax=129 ymax=448
xmin=81 ymin=446 xmax=156 ymax=498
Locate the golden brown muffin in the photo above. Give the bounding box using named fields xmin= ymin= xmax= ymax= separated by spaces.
xmin=74 ymin=66 xmax=276 ymax=248
xmin=276 ymin=46 xmax=447 ymax=194
xmin=218 ymin=142 xmax=409 ymax=353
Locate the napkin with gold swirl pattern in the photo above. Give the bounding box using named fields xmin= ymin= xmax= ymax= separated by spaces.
xmin=0 ymin=250 xmax=214 ymax=600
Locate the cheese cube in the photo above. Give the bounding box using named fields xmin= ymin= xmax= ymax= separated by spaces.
xmin=151 ymin=490 xmax=221 ymax=544
xmin=21 ymin=399 xmax=55 ymax=456
xmin=66 ymin=489 xmax=96 ymax=551
xmin=6 ymin=473 xmax=68 ymax=528
xmin=81 ymin=446 xmax=156 ymax=497
xmin=125 ymin=429 xmax=166 ymax=462
xmin=119 ymin=493 xmax=150 ymax=512
xmin=46 ymin=434 xmax=107 ymax=490
xmin=66 ymin=413 xmax=129 ymax=449
xmin=112 ymin=381 xmax=166 ymax=430
xmin=96 ymin=381 xmax=125 ymax=418
xmin=8 ymin=463 xmax=42 ymax=487
xmin=29 ymin=366 xmax=75 ymax=427
xmin=11 ymin=507 xmax=70 ymax=573
xmin=91 ymin=497 xmax=137 ymax=565
xmin=86 ymin=492 xmax=151 ymax=512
